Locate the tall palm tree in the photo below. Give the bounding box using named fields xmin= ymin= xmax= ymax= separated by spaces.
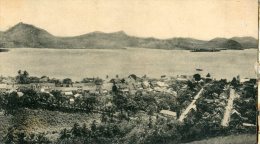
xmin=18 ymin=70 xmax=22 ymax=75
xmin=23 ymin=71 xmax=29 ymax=77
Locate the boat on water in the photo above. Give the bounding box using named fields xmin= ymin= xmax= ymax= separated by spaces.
xmin=196 ymin=68 xmax=203 ymax=71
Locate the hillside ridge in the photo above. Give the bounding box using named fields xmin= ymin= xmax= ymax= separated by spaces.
xmin=0 ymin=22 xmax=257 ymax=49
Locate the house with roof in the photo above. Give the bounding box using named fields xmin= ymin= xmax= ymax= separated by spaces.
xmin=231 ymin=109 xmax=242 ymax=121
xmin=240 ymin=78 xmax=250 ymax=84
xmin=159 ymin=110 xmax=177 ymax=119
xmin=82 ymin=77 xmax=95 ymax=83
xmin=64 ymin=91 xmax=73 ymax=97
xmin=102 ymin=83 xmax=113 ymax=90
xmin=40 ymin=76 xmax=50 ymax=83
xmin=0 ymin=83 xmax=8 ymax=92
xmin=242 ymin=123 xmax=255 ymax=127
xmin=8 ymin=88 xmax=17 ymax=94
xmin=94 ymin=78 xmax=104 ymax=86
xmin=166 ymin=88 xmax=177 ymax=96
xmin=74 ymin=93 xmax=82 ymax=99
xmin=142 ymin=81 xmax=150 ymax=89
xmin=17 ymin=92 xmax=24 ymax=97
xmin=204 ymin=99 xmax=214 ymax=104
xmin=157 ymin=81 xmax=168 ymax=87
xmin=116 ymin=83 xmax=129 ymax=94
xmin=69 ymin=98 xmax=75 ymax=104
xmin=154 ymin=86 xmax=164 ymax=92
xmin=0 ymin=83 xmax=7 ymax=88
xmin=128 ymin=74 xmax=142 ymax=82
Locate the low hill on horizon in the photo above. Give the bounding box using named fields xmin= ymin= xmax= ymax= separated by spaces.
xmin=0 ymin=22 xmax=257 ymax=50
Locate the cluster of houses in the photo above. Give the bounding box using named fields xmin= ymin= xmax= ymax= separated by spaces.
xmin=0 ymin=74 xmax=256 ymax=124
xmin=111 ymin=74 xmax=192 ymax=119
xmin=0 ymin=74 xmax=189 ymax=118
xmin=0 ymin=77 xmax=112 ymax=105
xmin=112 ymin=74 xmax=190 ymax=97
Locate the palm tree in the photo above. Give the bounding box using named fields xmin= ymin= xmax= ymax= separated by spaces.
xmin=18 ymin=70 xmax=22 ymax=75
xmin=71 ymin=123 xmax=81 ymax=137
xmin=23 ymin=70 xmax=30 ymax=84
xmin=60 ymin=128 xmax=70 ymax=139
xmin=16 ymin=70 xmax=22 ymax=83
xmin=23 ymin=71 xmax=29 ymax=77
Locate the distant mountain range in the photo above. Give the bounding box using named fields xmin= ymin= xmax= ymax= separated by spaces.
xmin=0 ymin=22 xmax=258 ymax=50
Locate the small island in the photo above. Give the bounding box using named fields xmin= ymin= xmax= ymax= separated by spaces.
xmin=190 ymin=49 xmax=221 ymax=52
xmin=0 ymin=49 xmax=9 ymax=52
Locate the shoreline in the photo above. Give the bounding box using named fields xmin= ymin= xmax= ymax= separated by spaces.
xmin=0 ymin=47 xmax=256 ymax=51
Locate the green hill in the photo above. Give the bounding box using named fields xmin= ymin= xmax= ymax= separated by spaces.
xmin=0 ymin=22 xmax=257 ymax=50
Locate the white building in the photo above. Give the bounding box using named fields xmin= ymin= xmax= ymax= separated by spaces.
xmin=159 ymin=110 xmax=177 ymax=119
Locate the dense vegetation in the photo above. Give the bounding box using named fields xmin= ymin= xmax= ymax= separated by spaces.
xmin=0 ymin=73 xmax=257 ymax=143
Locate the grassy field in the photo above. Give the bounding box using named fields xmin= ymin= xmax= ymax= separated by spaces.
xmin=0 ymin=109 xmax=257 ymax=143
xmin=0 ymin=109 xmax=101 ymax=142
xmin=186 ymin=134 xmax=256 ymax=144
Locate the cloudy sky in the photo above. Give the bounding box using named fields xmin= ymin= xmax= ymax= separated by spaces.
xmin=0 ymin=0 xmax=258 ymax=40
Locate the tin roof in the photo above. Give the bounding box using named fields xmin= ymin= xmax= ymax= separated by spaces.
xmin=160 ymin=110 xmax=177 ymax=117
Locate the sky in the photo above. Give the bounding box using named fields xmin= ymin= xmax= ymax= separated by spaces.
xmin=0 ymin=0 xmax=258 ymax=40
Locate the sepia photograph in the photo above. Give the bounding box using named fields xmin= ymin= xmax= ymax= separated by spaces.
xmin=0 ymin=0 xmax=258 ymax=143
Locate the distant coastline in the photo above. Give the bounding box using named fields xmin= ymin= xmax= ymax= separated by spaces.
xmin=1 ymin=47 xmax=257 ymax=54
xmin=0 ymin=22 xmax=258 ymax=50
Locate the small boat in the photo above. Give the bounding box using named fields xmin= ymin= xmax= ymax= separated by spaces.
xmin=196 ymin=68 xmax=203 ymax=71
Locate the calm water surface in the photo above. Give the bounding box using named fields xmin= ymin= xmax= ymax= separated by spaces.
xmin=0 ymin=48 xmax=257 ymax=81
